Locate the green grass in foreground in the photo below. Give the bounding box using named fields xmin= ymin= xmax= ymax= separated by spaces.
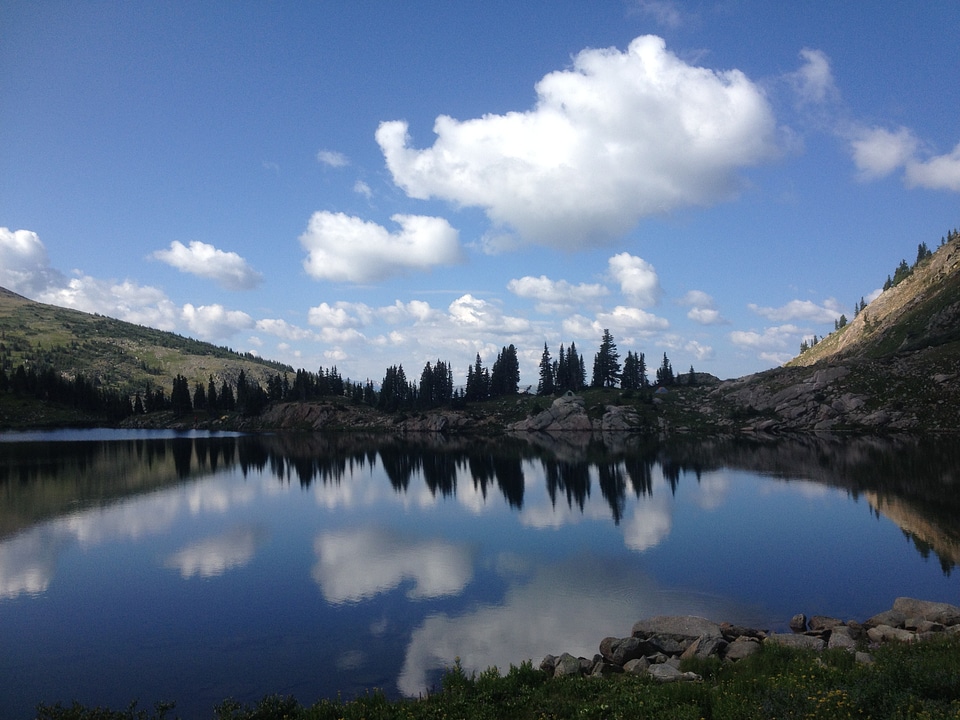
xmin=35 ymin=636 xmax=960 ymax=720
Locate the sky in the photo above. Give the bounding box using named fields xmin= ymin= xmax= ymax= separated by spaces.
xmin=2 ymin=1 xmax=959 ymax=386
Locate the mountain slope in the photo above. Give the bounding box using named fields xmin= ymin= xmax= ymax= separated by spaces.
xmin=0 ymin=288 xmax=292 ymax=401
xmin=709 ymin=233 xmax=960 ymax=433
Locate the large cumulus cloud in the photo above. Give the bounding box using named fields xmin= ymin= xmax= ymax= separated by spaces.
xmin=376 ymin=35 xmax=781 ymax=249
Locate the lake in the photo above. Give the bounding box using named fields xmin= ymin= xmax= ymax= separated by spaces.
xmin=1 ymin=429 xmax=958 ymax=717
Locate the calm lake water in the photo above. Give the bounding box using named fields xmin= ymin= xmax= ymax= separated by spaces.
xmin=1 ymin=430 xmax=958 ymax=717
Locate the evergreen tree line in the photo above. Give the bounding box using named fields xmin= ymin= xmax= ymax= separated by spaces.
xmin=2 ymin=330 xmax=692 ymax=419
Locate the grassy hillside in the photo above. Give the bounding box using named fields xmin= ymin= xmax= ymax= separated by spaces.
xmin=0 ymin=287 xmax=292 ymax=402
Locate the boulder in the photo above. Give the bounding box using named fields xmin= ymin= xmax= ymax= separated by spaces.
xmin=553 ymin=653 xmax=582 ymax=678
xmin=632 ymin=616 xmax=723 ymax=641
xmin=827 ymin=625 xmax=857 ymax=651
xmin=789 ymin=613 xmax=807 ymax=632
xmin=867 ymin=625 xmax=916 ymax=644
xmin=766 ymin=633 xmax=825 ymax=652
xmin=892 ymin=598 xmax=960 ymax=626
xmin=723 ymin=637 xmax=761 ymax=662
xmin=809 ymin=616 xmax=844 ymax=632
xmin=680 ymin=635 xmax=728 ymax=661
xmin=647 ymin=664 xmax=701 ymax=683
xmin=864 ymin=609 xmax=906 ymax=629
xmin=622 ymin=658 xmax=650 ymax=675
xmin=539 ymin=655 xmax=556 ymax=675
xmin=590 ymin=662 xmax=623 ymax=677
xmin=599 ymin=636 xmax=644 ymax=666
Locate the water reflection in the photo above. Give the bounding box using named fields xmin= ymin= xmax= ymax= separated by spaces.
xmin=3 ymin=433 xmax=960 ymax=573
xmin=1 ymin=431 xmax=959 ymax=715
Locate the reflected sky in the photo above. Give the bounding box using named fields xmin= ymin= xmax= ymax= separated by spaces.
xmin=1 ymin=432 xmax=958 ymax=718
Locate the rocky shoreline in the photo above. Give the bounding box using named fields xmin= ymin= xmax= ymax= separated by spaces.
xmin=540 ymin=597 xmax=960 ymax=684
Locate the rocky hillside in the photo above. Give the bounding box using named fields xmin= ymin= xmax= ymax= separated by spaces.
xmin=704 ymin=233 xmax=960 ymax=433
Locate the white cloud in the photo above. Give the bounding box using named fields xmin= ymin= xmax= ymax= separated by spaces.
xmin=684 ymin=340 xmax=714 ymax=361
xmin=790 ymin=48 xmax=838 ymax=105
xmin=448 ymin=294 xmax=531 ymax=334
xmin=608 ymin=253 xmax=662 ymax=307
xmin=748 ymin=298 xmax=842 ymax=323
xmin=255 ymin=318 xmax=319 ymax=342
xmin=150 ymin=240 xmax=263 ymax=291
xmin=905 ymin=141 xmax=960 ymax=192
xmin=376 ymin=35 xmax=781 ymax=249
xmin=634 ymin=0 xmax=686 ymax=28
xmin=353 ymin=179 xmax=373 ymax=198
xmin=300 ymin=211 xmax=464 ymax=283
xmin=317 ymin=149 xmax=349 ymax=167
xmin=507 ymin=275 xmax=608 ymax=314
xmin=850 ymin=126 xmax=919 ymax=180
xmin=0 ymin=227 xmax=66 ymax=296
xmin=729 ymin=324 xmax=803 ymax=351
xmin=597 ymin=305 xmax=670 ymax=333
xmin=181 ymin=303 xmax=255 ymax=340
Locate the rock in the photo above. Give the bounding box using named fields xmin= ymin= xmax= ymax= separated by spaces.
xmin=553 ymin=653 xmax=582 ymax=678
xmin=720 ymin=623 xmax=766 ymax=641
xmin=622 ymin=658 xmax=650 ymax=675
xmin=632 ymin=616 xmax=723 ymax=641
xmin=855 ymin=651 xmax=875 ymax=665
xmin=647 ymin=664 xmax=701 ymax=683
xmin=789 ymin=614 xmax=807 ymax=632
xmin=510 ymin=394 xmax=593 ymax=432
xmin=680 ymin=635 xmax=728 ymax=661
xmin=640 ymin=634 xmax=687 ymax=656
xmin=892 ymin=597 xmax=960 ymax=626
xmin=723 ymin=637 xmax=761 ymax=662
xmin=539 ymin=654 xmax=557 ymax=675
xmin=590 ymin=662 xmax=623 ymax=677
xmin=766 ymin=633 xmax=825 ymax=652
xmin=827 ymin=625 xmax=857 ymax=651
xmin=809 ymin=616 xmax=844 ymax=632
xmin=867 ymin=625 xmax=915 ymax=644
xmin=599 ymin=636 xmax=644 ymax=666
xmin=864 ymin=609 xmax=906 ymax=629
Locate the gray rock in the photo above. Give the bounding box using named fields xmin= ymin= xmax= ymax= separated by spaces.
xmin=723 ymin=637 xmax=761 ymax=662
xmin=864 ymin=609 xmax=906 ymax=629
xmin=681 ymin=635 xmax=728 ymax=661
xmin=599 ymin=636 xmax=644 ymax=666
xmin=855 ymin=651 xmax=875 ymax=665
xmin=866 ymin=625 xmax=915 ymax=644
xmin=766 ymin=633 xmax=825 ymax=651
xmin=789 ymin=613 xmax=807 ymax=632
xmin=632 ymin=616 xmax=723 ymax=641
xmin=827 ymin=625 xmax=857 ymax=651
xmin=553 ymin=653 xmax=582 ymax=678
xmin=892 ymin=597 xmax=960 ymax=626
xmin=640 ymin=634 xmax=687 ymax=656
xmin=809 ymin=616 xmax=843 ymax=632
xmin=622 ymin=658 xmax=650 ymax=675
xmin=539 ymin=654 xmax=557 ymax=675
xmin=648 ymin=664 xmax=702 ymax=683
xmin=590 ymin=661 xmax=623 ymax=677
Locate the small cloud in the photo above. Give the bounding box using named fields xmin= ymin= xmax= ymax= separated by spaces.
xmin=633 ymin=0 xmax=687 ymax=28
xmin=300 ymin=211 xmax=464 ymax=283
xmin=317 ymin=149 xmax=349 ymax=167
xmin=507 ymin=275 xmax=608 ymax=314
xmin=789 ymin=48 xmax=838 ymax=105
xmin=678 ymin=289 xmax=727 ymax=325
xmin=850 ymin=126 xmax=919 ymax=181
xmin=905 ymin=142 xmax=960 ymax=192
xmin=748 ymin=298 xmax=842 ymax=324
xmin=150 ymin=240 xmax=263 ymax=291
xmin=608 ymin=253 xmax=662 ymax=308
xmin=181 ymin=303 xmax=255 ymax=340
xmin=0 ymin=227 xmax=66 ymax=297
xmin=353 ymin=180 xmax=373 ymax=199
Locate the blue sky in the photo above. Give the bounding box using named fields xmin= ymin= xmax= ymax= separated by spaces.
xmin=2 ymin=1 xmax=958 ymax=385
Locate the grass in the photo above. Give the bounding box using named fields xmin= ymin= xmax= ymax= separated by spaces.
xmin=35 ymin=635 xmax=960 ymax=719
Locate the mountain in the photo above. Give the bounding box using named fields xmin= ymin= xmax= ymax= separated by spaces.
xmin=0 ymin=287 xmax=293 ymax=422
xmin=707 ymin=232 xmax=960 ymax=433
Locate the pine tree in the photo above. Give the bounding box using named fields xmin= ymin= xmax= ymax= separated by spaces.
xmin=170 ymin=374 xmax=192 ymax=416
xmin=537 ymin=343 xmax=555 ymax=396
xmin=490 ymin=345 xmax=520 ymax=397
xmin=591 ymin=329 xmax=621 ymax=388
xmin=655 ymin=353 xmax=674 ymax=386
xmin=620 ymin=351 xmax=641 ymax=390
